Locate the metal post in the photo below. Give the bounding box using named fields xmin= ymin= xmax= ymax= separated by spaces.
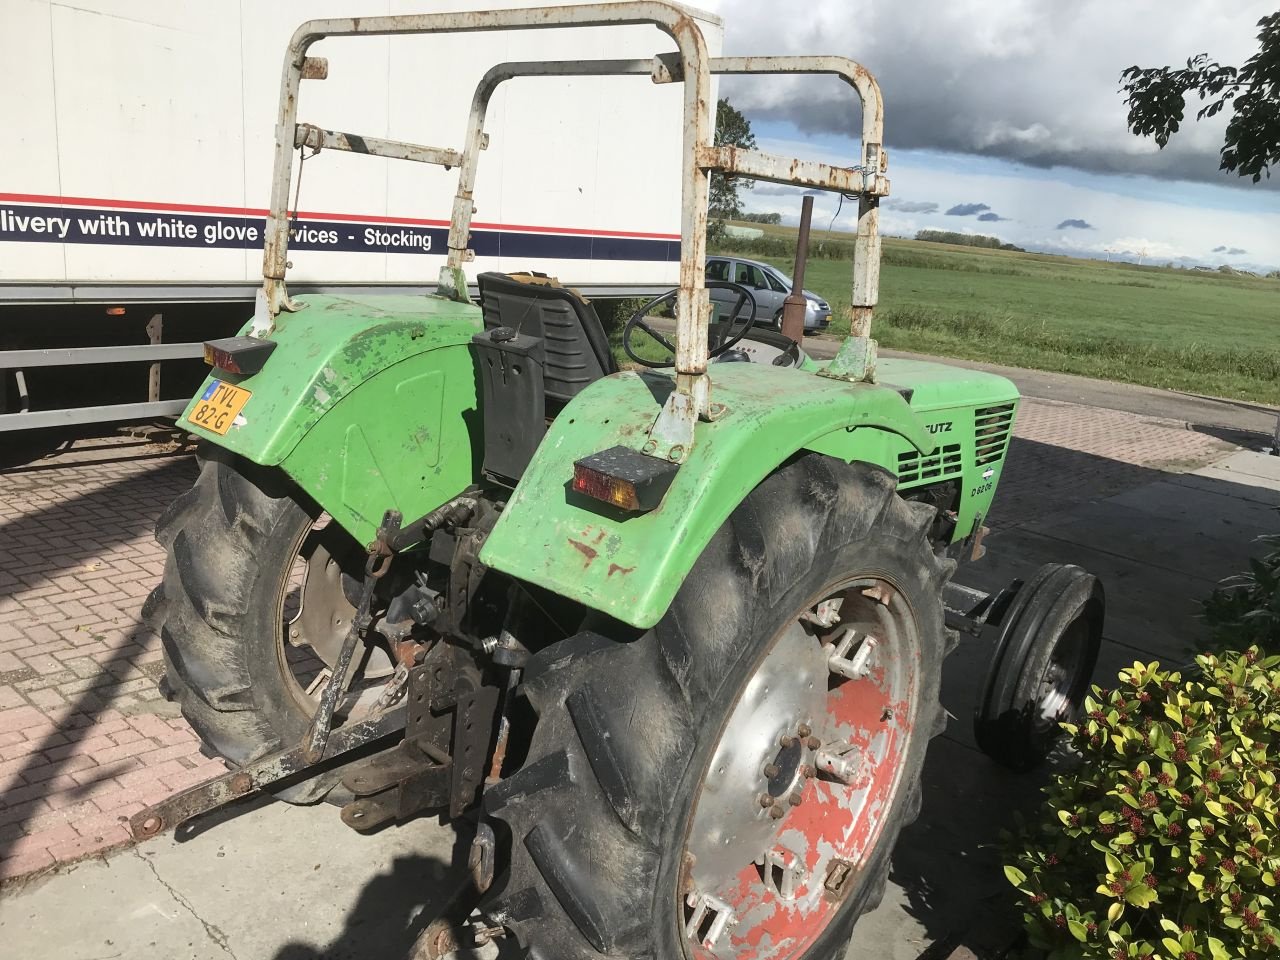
xmin=780 ymin=195 xmax=813 ymax=344
xmin=145 ymin=313 xmax=163 ymax=403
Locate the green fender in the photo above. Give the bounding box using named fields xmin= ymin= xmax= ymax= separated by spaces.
xmin=178 ymin=293 xmax=483 ymax=544
xmin=479 ymin=362 xmax=936 ymax=630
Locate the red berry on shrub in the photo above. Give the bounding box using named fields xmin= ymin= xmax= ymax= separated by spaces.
xmin=1046 ymin=853 xmax=1059 ymax=865
xmin=1264 ymin=933 xmax=1275 ymax=947
xmin=1197 ymin=854 xmax=1208 ymax=866
xmin=1054 ymin=914 xmax=1066 ymax=928
xmin=1180 ymin=794 xmax=1193 ymax=807
xmin=1142 ymin=792 xmax=1158 ymax=807
xmin=1087 ymin=922 xmax=1098 ymax=935
xmin=1209 ymin=768 xmax=1223 ymax=782
xmin=1138 ymin=691 xmax=1151 ymax=703
xmin=1182 ymin=951 xmax=1199 ymax=960
xmin=1249 ymin=846 xmax=1261 ymax=860
xmin=1182 ymin=924 xmax=1194 ymax=933
xmin=1145 ymin=874 xmax=1158 ymax=888
xmin=1109 ymin=880 xmax=1125 ymax=895
xmin=1157 ymin=773 xmax=1172 ymax=786
xmin=1232 ymin=892 xmax=1243 ymax=907
xmin=1167 ymin=823 xmax=1183 ymax=838
xmin=1173 ymin=748 xmax=1189 ymax=762
xmin=1070 ymin=814 xmax=1081 ymax=827
xmin=1204 ymin=824 xmax=1216 ymax=837
xmin=1244 ymin=908 xmax=1261 ymax=929
xmin=1223 ymin=859 xmax=1238 ymax=875
xmin=1101 ymin=824 xmax=1116 ymax=836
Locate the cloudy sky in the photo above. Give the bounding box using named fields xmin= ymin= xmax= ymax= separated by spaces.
xmin=700 ymin=0 xmax=1280 ymax=271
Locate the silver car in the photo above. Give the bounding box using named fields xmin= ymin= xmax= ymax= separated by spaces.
xmin=705 ymin=256 xmax=832 ymax=331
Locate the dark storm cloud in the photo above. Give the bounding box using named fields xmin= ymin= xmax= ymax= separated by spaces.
xmin=946 ymin=202 xmax=991 ymax=216
xmin=884 ymin=199 xmax=940 ymax=214
xmin=716 ymin=2 xmax=1275 ymax=189
xmin=977 ymin=212 xmax=1009 ymax=222
xmin=1214 ymin=245 xmax=1249 ymax=255
xmin=1056 ymin=219 xmax=1094 ymax=230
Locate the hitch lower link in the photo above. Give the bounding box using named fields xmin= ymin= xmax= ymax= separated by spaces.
xmin=130 ymin=509 xmax=500 ymax=840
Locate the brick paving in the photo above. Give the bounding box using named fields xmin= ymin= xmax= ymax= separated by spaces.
xmin=0 ymin=433 xmax=221 ymax=883
xmin=0 ymin=399 xmax=1240 ymax=884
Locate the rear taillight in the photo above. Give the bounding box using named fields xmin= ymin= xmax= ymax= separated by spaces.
xmin=572 ymin=445 xmax=679 ymax=513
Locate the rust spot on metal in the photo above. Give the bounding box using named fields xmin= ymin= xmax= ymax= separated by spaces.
xmin=568 ymin=538 xmax=597 ymax=566
xmin=606 ymin=563 xmax=635 ymax=577
xmin=230 ymin=772 xmax=253 ymax=794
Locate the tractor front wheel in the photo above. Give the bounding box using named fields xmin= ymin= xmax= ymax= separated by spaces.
xmin=486 ymin=455 xmax=954 ymax=960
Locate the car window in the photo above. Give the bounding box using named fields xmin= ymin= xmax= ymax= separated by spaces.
xmin=733 ymin=262 xmax=767 ymax=289
xmin=764 ymin=270 xmax=788 ymax=293
xmin=705 ymin=259 xmax=729 ymax=282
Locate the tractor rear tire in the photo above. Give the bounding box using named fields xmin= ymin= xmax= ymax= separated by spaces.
xmin=144 ymin=446 xmax=356 ymax=804
xmin=486 ymin=455 xmax=955 ymax=960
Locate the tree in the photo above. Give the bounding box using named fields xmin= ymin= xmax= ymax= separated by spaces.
xmin=1120 ymin=13 xmax=1280 ymax=182
xmin=709 ymin=98 xmax=756 ymax=219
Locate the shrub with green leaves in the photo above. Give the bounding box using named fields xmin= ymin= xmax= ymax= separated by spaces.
xmin=1006 ymin=650 xmax=1280 ymax=960
xmin=1203 ymin=533 xmax=1280 ymax=651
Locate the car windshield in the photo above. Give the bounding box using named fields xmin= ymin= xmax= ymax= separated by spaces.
xmin=766 ymin=265 xmax=793 ymax=288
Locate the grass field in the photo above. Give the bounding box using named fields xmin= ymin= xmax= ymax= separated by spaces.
xmin=712 ymin=225 xmax=1280 ymax=405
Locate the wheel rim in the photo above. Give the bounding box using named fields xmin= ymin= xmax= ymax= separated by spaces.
xmin=680 ymin=577 xmax=921 ymax=959
xmin=1034 ymin=616 xmax=1091 ymax=730
xmin=276 ymin=515 xmax=395 ymax=718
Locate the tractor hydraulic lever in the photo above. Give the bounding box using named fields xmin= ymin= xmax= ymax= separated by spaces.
xmin=303 ymin=510 xmax=401 ymax=763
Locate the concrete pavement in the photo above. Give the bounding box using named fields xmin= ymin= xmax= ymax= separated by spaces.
xmin=0 ymin=796 xmax=474 ymax=960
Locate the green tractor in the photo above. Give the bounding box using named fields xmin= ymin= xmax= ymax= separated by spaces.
xmin=133 ymin=5 xmax=1103 ymax=958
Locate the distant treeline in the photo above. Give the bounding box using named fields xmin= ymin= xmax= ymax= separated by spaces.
xmin=914 ymin=229 xmax=1026 ymax=252
xmin=737 ymin=212 xmax=783 ymax=224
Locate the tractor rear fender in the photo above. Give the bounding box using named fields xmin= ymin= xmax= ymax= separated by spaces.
xmin=479 ymin=363 xmax=935 ymax=630
xmin=177 ymin=293 xmax=484 ymax=543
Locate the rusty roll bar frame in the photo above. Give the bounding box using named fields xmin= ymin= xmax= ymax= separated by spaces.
xmin=249 ymin=2 xmax=889 ymax=462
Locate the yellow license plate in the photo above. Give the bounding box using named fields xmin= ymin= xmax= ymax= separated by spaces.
xmin=189 ymin=380 xmax=251 ymax=436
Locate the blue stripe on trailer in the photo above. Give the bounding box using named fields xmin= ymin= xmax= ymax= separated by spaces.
xmin=0 ymin=203 xmax=680 ymax=262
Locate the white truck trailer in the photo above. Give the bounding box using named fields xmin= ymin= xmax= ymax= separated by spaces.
xmin=0 ymin=0 xmax=719 ymax=431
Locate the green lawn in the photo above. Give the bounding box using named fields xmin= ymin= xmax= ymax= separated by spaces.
xmin=713 ymin=234 xmax=1280 ymax=404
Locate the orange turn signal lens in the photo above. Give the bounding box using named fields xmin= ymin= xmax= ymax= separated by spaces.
xmin=573 ymin=464 xmax=642 ymax=511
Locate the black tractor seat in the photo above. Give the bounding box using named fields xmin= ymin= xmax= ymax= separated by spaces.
xmin=472 ymin=272 xmax=619 ymax=485
xmin=477 ymin=271 xmax=617 ymax=403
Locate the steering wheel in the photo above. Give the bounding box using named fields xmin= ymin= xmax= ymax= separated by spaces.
xmin=621 ymin=281 xmax=758 ymax=368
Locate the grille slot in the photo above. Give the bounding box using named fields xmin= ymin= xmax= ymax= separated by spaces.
xmin=897 ymin=442 xmax=963 ymax=485
xmin=974 ymin=403 xmax=1016 ymax=466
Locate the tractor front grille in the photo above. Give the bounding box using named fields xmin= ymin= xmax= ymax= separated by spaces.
xmin=898 ymin=442 xmax=963 ymax=485
xmin=974 ymin=403 xmax=1016 ymax=466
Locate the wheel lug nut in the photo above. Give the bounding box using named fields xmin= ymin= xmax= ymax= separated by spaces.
xmin=788 ymin=791 xmax=803 ymax=807
xmin=759 ymin=793 xmax=774 ymax=808
xmin=805 ymin=736 xmax=821 ymax=750
xmin=764 ymin=764 xmax=780 ymax=778
xmin=797 ymin=723 xmax=812 ymax=739
xmin=779 ymin=735 xmax=797 ymax=748
xmin=769 ymin=805 xmax=785 ymax=820
xmin=799 ymin=764 xmax=815 ymax=779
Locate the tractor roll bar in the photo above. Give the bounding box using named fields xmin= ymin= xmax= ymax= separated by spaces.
xmin=252 ymin=2 xmax=889 ymax=462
